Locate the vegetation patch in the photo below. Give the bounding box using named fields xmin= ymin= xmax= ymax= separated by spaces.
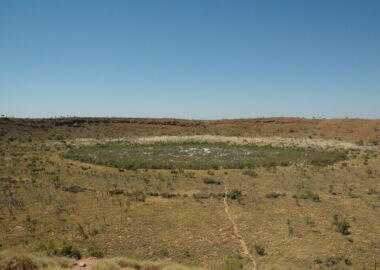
xmin=332 ymin=214 xmax=351 ymax=235
xmin=0 ymin=250 xmax=73 ymax=269
xmin=203 ymin=178 xmax=221 ymax=185
xmin=298 ymin=190 xmax=321 ymax=202
xmin=62 ymin=185 xmax=86 ymax=193
xmin=241 ymin=169 xmax=258 ymax=177
xmin=87 ymin=246 xmax=104 ymax=258
xmin=64 ymin=142 xmax=347 ymax=170
xmin=222 ymin=256 xmax=244 ymax=270
xmin=265 ymin=192 xmax=286 ymax=199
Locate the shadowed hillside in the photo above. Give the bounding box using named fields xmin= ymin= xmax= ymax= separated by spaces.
xmin=1 ymin=117 xmax=379 ymax=144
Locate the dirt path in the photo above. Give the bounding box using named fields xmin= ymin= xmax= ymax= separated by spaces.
xmin=71 ymin=257 xmax=99 ymax=269
xmin=223 ymin=183 xmax=257 ymax=270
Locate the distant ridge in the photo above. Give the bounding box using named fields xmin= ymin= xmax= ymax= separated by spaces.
xmin=1 ymin=117 xmax=379 ymax=144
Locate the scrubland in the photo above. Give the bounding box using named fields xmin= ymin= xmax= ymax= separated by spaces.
xmin=0 ymin=118 xmax=379 ymax=269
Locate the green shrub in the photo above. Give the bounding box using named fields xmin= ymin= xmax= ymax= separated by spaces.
xmin=25 ymin=215 xmax=38 ymax=233
xmin=158 ymin=248 xmax=169 ymax=257
xmin=367 ymin=188 xmax=378 ymax=195
xmin=185 ymin=172 xmax=196 ymax=178
xmin=193 ymin=193 xmax=211 ymax=199
xmin=193 ymin=193 xmax=225 ymax=199
xmin=254 ymin=245 xmax=266 ymax=256
xmin=207 ymin=170 xmax=214 ymax=176
xmin=242 ymin=169 xmax=258 ymax=177
xmin=265 ymin=192 xmax=285 ymax=199
xmin=211 ymin=164 xmax=220 ymax=170
xmin=369 ymin=138 xmax=379 ymax=146
xmin=344 ymin=258 xmax=353 ymax=265
xmin=324 ymin=256 xmax=352 ymax=267
xmin=108 ymin=189 xmax=124 ymax=196
xmin=304 ymin=216 xmax=315 ymax=227
xmin=228 ymin=189 xmax=242 ymax=200
xmin=203 ymin=178 xmax=221 ymax=185
xmin=366 ymin=167 xmax=375 ymax=176
xmin=62 ymin=185 xmax=86 ymax=193
xmin=161 ymin=192 xmax=178 ymax=198
xmin=348 ymin=191 xmax=360 ymax=198
xmin=355 ymin=140 xmax=364 ymax=146
xmin=222 ymin=257 xmax=243 ymax=270
xmin=60 ymin=244 xmax=82 ymax=259
xmin=88 ymin=246 xmax=104 ymax=258
xmin=310 ymin=152 xmax=347 ymax=166
xmin=280 ymin=161 xmax=290 ymax=166
xmin=299 ymin=191 xmax=320 ymax=202
xmin=326 ymin=257 xmax=341 ymax=267
xmin=77 ymin=223 xmax=88 ymax=240
xmin=332 ymin=214 xmax=351 ymax=235
xmin=128 ymin=190 xmax=146 ymax=202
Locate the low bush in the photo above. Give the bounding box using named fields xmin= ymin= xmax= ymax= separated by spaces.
xmin=242 ymin=169 xmax=258 ymax=177
xmin=369 ymin=138 xmax=379 ymax=146
xmin=203 ymin=178 xmax=221 ymax=185
xmin=147 ymin=192 xmax=183 ymax=198
xmin=280 ymin=161 xmax=290 ymax=166
xmin=207 ymin=170 xmax=214 ymax=176
xmin=265 ymin=192 xmax=285 ymax=199
xmin=161 ymin=192 xmax=178 ymax=199
xmin=193 ymin=193 xmax=211 ymax=199
xmin=193 ymin=193 xmax=225 ymax=199
xmin=185 ymin=172 xmax=196 ymax=178
xmin=324 ymin=256 xmax=352 ymax=267
xmin=254 ymin=245 xmax=266 ymax=256
xmin=299 ymin=191 xmax=320 ymax=202
xmin=88 ymin=246 xmax=104 ymax=258
xmin=228 ymin=189 xmax=242 ymax=200
xmin=332 ymin=214 xmax=351 ymax=235
xmin=62 ymin=185 xmax=86 ymax=193
xmin=108 ymin=189 xmax=124 ymax=196
xmin=0 ymin=177 xmax=16 ymax=184
xmin=355 ymin=140 xmax=364 ymax=146
xmin=222 ymin=256 xmax=243 ymax=270
xmin=310 ymin=152 xmax=347 ymax=166
xmin=367 ymin=188 xmax=378 ymax=195
xmin=304 ymin=216 xmax=315 ymax=227
xmin=127 ymin=190 xmax=146 ymax=202
xmin=59 ymin=244 xmax=82 ymax=259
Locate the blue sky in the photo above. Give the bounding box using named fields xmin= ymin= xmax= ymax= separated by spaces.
xmin=1 ymin=0 xmax=379 ymax=119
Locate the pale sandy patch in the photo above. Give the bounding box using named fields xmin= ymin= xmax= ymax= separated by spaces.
xmin=57 ymin=135 xmax=361 ymax=150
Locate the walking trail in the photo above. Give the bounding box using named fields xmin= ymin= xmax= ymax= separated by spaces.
xmin=223 ymin=182 xmax=257 ymax=270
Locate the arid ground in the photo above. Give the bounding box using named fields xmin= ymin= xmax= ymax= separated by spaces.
xmin=0 ymin=117 xmax=379 ymax=269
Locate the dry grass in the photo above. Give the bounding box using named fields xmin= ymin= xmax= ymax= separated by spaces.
xmin=0 ymin=250 xmax=202 ymax=270
xmin=0 ymin=130 xmax=379 ymax=269
xmin=63 ymin=135 xmax=360 ymax=150
xmin=0 ymin=250 xmax=73 ymax=269
xmin=88 ymin=257 xmax=204 ymax=270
